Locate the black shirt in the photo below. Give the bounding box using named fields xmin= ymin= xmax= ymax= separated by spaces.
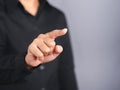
xmin=0 ymin=0 xmax=78 ymax=90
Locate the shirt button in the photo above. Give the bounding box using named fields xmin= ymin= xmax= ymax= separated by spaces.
xmin=41 ymin=88 xmax=46 ymax=90
xmin=39 ymin=65 xmax=45 ymax=70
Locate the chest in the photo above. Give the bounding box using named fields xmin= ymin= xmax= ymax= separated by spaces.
xmin=4 ymin=11 xmax=63 ymax=54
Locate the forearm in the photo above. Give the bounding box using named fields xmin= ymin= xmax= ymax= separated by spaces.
xmin=58 ymin=32 xmax=78 ymax=90
xmin=0 ymin=54 xmax=31 ymax=84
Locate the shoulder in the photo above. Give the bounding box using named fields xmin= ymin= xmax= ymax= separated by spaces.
xmin=45 ymin=1 xmax=66 ymax=18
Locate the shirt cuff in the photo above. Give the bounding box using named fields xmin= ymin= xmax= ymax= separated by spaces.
xmin=15 ymin=54 xmax=32 ymax=74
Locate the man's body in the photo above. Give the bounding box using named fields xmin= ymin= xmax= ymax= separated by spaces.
xmin=0 ymin=0 xmax=78 ymax=90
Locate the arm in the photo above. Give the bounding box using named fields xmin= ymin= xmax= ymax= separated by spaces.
xmin=0 ymin=18 xmax=68 ymax=84
xmin=0 ymin=24 xmax=31 ymax=84
xmin=58 ymin=33 xmax=78 ymax=90
xmin=57 ymin=13 xmax=78 ymax=90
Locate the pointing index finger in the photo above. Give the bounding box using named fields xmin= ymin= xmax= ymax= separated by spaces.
xmin=46 ymin=28 xmax=68 ymax=39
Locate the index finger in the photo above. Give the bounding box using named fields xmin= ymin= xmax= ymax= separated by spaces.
xmin=46 ymin=28 xmax=68 ymax=39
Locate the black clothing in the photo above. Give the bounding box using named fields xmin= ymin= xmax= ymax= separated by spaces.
xmin=0 ymin=0 xmax=78 ymax=90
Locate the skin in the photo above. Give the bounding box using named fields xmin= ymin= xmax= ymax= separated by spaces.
xmin=19 ymin=0 xmax=68 ymax=68
xmin=25 ymin=29 xmax=67 ymax=68
xmin=19 ymin=0 xmax=39 ymax=16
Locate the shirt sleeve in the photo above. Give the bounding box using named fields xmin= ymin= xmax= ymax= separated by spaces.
xmin=0 ymin=19 xmax=31 ymax=84
xmin=57 ymin=12 xmax=78 ymax=90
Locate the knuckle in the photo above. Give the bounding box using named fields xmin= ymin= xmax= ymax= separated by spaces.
xmin=51 ymin=41 xmax=56 ymax=46
xmin=39 ymin=53 xmax=44 ymax=57
xmin=28 ymin=44 xmax=33 ymax=50
xmin=34 ymin=38 xmax=39 ymax=42
xmin=36 ymin=52 xmax=44 ymax=59
xmin=45 ymin=48 xmax=50 ymax=53
xmin=34 ymin=38 xmax=43 ymax=44
xmin=38 ymin=34 xmax=45 ymax=38
xmin=48 ymin=41 xmax=56 ymax=47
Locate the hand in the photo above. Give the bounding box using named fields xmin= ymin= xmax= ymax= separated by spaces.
xmin=25 ymin=28 xmax=67 ymax=68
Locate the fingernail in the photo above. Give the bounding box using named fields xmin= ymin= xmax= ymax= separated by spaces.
xmin=63 ymin=28 xmax=68 ymax=34
xmin=63 ymin=28 xmax=67 ymax=32
xmin=57 ymin=45 xmax=63 ymax=53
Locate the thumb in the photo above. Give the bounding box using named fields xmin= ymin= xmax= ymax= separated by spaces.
xmin=43 ymin=45 xmax=63 ymax=63
xmin=54 ymin=45 xmax=63 ymax=54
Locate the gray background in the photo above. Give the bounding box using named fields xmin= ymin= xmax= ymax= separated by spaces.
xmin=48 ymin=0 xmax=120 ymax=90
